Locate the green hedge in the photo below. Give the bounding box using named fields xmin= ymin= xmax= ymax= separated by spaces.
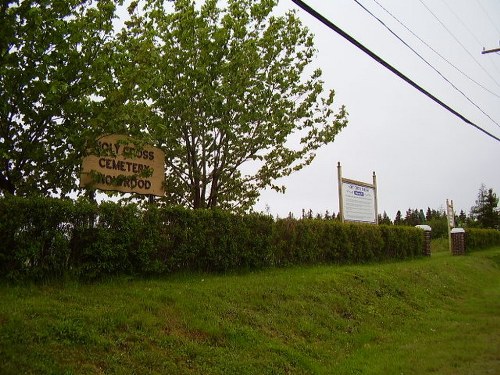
xmin=272 ymin=220 xmax=422 ymax=266
xmin=0 ymin=196 xmax=76 ymax=280
xmin=0 ymin=196 xmax=424 ymax=281
xmin=466 ymin=228 xmax=500 ymax=251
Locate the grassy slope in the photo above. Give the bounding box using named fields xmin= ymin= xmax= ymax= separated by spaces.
xmin=0 ymin=245 xmax=499 ymax=374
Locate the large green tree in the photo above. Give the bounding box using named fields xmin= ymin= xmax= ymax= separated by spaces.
xmin=116 ymin=0 xmax=348 ymax=210
xmin=470 ymin=184 xmax=499 ymax=229
xmin=0 ymin=0 xmax=121 ymax=196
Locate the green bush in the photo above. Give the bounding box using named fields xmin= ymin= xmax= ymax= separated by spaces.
xmin=466 ymin=228 xmax=500 ymax=251
xmin=271 ymin=219 xmax=421 ymax=265
xmin=380 ymin=225 xmax=423 ymax=259
xmin=427 ymin=217 xmax=448 ymax=239
xmin=0 ymin=196 xmax=425 ymax=281
xmin=0 ymin=196 xmax=74 ymax=280
xmin=73 ymin=202 xmax=144 ymax=279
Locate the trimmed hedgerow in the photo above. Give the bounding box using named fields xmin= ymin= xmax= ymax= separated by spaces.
xmin=379 ymin=225 xmax=424 ymax=259
xmin=466 ymin=228 xmax=500 ymax=251
xmin=0 ymin=196 xmax=75 ymax=280
xmin=271 ymin=220 xmax=421 ymax=266
xmin=1 ymin=196 xmax=424 ymax=281
xmin=148 ymin=206 xmax=275 ymax=273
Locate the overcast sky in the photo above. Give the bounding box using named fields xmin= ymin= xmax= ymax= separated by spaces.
xmin=253 ymin=0 xmax=500 ymax=219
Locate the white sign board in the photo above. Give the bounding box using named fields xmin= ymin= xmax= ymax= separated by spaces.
xmin=341 ymin=181 xmax=377 ymax=223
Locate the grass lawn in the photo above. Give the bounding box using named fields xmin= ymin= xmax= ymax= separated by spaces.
xmin=0 ymin=245 xmax=499 ymax=374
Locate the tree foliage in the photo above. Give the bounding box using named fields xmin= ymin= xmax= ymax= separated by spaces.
xmin=402 ymin=208 xmax=425 ymax=226
xmin=394 ymin=210 xmax=402 ymax=225
xmin=2 ymin=0 xmax=347 ymax=209
xmin=470 ymin=184 xmax=499 ymax=229
xmin=0 ymin=0 xmax=121 ymax=196
xmin=378 ymin=211 xmax=392 ymax=225
xmin=114 ymin=0 xmax=348 ymax=210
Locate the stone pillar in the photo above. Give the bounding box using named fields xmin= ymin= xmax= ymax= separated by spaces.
xmin=415 ymin=225 xmax=432 ymax=256
xmin=450 ymin=228 xmax=466 ymax=255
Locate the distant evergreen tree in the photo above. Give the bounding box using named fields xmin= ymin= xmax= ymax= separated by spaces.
xmin=457 ymin=210 xmax=467 ymax=227
xmin=301 ymin=209 xmax=313 ymax=219
xmin=419 ymin=209 xmax=426 ymax=223
xmin=378 ymin=211 xmax=392 ymax=225
xmin=394 ymin=210 xmax=402 ymax=225
xmin=403 ymin=208 xmax=423 ymax=226
xmin=427 ymin=208 xmax=445 ymax=220
xmin=470 ymin=184 xmax=499 ymax=229
xmin=403 ymin=209 xmax=412 ymax=225
xmin=322 ymin=210 xmax=336 ymax=220
xmin=426 ymin=207 xmax=432 ymax=222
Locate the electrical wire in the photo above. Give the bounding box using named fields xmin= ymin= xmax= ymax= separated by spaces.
xmin=473 ymin=0 xmax=500 ymax=78
xmin=417 ymin=0 xmax=500 ymax=90
xmin=475 ymin=0 xmax=500 ymax=35
xmin=290 ymin=0 xmax=500 ymax=143
xmin=370 ymin=0 xmax=500 ymax=99
xmin=439 ymin=0 xmax=500 ymax=79
xmin=353 ymin=0 xmax=500 ymax=128
xmin=441 ymin=0 xmax=485 ymax=48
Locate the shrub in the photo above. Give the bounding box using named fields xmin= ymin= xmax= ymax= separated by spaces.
xmin=72 ymin=202 xmax=144 ymax=279
xmin=466 ymin=228 xmax=500 ymax=251
xmin=271 ymin=219 xmax=421 ymax=265
xmin=0 ymin=196 xmax=426 ymax=281
xmin=0 ymin=196 xmax=74 ymax=280
xmin=427 ymin=217 xmax=448 ymax=239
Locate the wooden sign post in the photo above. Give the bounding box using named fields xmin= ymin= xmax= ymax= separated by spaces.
xmin=446 ymin=199 xmax=455 ymax=253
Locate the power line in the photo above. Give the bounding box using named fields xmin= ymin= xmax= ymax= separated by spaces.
xmin=417 ymin=0 xmax=500 ymax=90
xmin=475 ymin=0 xmax=500 ymax=35
xmin=441 ymin=0 xmax=484 ymax=48
xmin=353 ymin=0 xmax=500 ymax=128
xmin=440 ymin=0 xmax=500 ymax=78
xmin=370 ymin=0 xmax=500 ymax=99
xmin=290 ymin=0 xmax=500 ymax=143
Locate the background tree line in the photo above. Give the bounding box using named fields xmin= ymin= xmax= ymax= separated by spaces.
xmin=295 ymin=184 xmax=499 ymax=236
xmin=392 ymin=184 xmax=499 ymax=231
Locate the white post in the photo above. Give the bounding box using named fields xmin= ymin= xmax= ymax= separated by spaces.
xmin=373 ymin=171 xmax=378 ymax=225
xmin=446 ymin=199 xmax=455 ymax=253
xmin=337 ymin=162 xmax=344 ymax=223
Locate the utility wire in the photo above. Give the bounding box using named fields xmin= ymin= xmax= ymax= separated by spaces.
xmin=354 ymin=0 xmax=500 ymax=128
xmin=475 ymin=0 xmax=500 ymax=35
xmin=417 ymin=0 xmax=500 ymax=90
xmin=290 ymin=0 xmax=500 ymax=142
xmin=440 ymin=0 xmax=500 ymax=78
xmin=370 ymin=0 xmax=500 ymax=99
xmin=441 ymin=0 xmax=484 ymax=48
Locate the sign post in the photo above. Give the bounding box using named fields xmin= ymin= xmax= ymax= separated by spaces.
xmin=338 ymin=162 xmax=378 ymax=224
xmin=337 ymin=162 xmax=344 ymax=223
xmin=446 ymin=199 xmax=455 ymax=253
